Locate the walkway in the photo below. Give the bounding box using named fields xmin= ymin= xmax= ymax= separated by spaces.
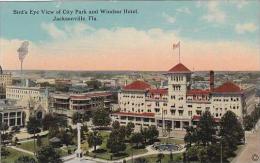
xmin=9 ymin=146 xmax=34 ymax=155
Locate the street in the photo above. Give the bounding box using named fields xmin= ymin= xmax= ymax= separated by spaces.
xmin=232 ymin=121 xmax=260 ymax=163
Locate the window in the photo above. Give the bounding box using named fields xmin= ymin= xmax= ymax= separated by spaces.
xmin=178 ymin=110 xmax=183 ymax=116
xmin=155 ymin=108 xmax=160 ymax=113
xmin=188 ymin=111 xmax=192 ymax=116
xmin=136 ymin=117 xmax=141 ymax=121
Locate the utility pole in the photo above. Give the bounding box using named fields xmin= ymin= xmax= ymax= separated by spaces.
xmin=220 ymin=136 xmax=223 ymax=163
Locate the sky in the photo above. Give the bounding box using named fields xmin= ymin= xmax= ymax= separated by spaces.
xmin=0 ymin=1 xmax=259 ymax=71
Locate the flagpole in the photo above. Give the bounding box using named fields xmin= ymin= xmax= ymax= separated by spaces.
xmin=179 ymin=41 xmax=181 ymax=63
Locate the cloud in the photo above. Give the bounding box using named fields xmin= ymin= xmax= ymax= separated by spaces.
xmin=176 ymin=7 xmax=191 ymax=14
xmin=235 ymin=23 xmax=258 ymax=34
xmin=41 ymin=22 xmax=66 ymax=39
xmin=162 ymin=12 xmax=176 ymax=23
xmin=202 ymin=1 xmax=226 ymax=23
xmin=0 ymin=23 xmax=259 ymax=71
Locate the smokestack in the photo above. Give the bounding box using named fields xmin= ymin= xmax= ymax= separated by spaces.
xmin=210 ymin=70 xmax=214 ymax=91
xmin=17 ymin=41 xmax=29 ymax=74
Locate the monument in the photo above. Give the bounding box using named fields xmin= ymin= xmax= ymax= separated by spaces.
xmin=75 ymin=123 xmax=83 ymax=159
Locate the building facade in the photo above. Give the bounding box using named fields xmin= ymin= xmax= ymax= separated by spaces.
xmin=50 ymin=91 xmax=113 ymax=117
xmin=6 ymin=85 xmax=49 ymax=120
xmin=112 ymin=63 xmax=245 ymax=131
xmin=0 ymin=66 xmax=12 ymax=99
xmin=0 ymin=100 xmax=25 ymax=127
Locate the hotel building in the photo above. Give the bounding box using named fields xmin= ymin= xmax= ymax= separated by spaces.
xmin=112 ymin=63 xmax=245 ymax=130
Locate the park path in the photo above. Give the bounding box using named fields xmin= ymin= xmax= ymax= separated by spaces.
xmin=9 ymin=146 xmax=34 ymax=155
xmin=70 ymin=145 xmax=185 ymax=163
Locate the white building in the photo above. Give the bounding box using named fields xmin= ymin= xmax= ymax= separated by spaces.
xmin=0 ymin=100 xmax=25 ymax=127
xmin=112 ymin=63 xmax=245 ymax=131
xmin=6 ymin=85 xmax=49 ymax=120
xmin=0 ymin=65 xmax=12 ymax=99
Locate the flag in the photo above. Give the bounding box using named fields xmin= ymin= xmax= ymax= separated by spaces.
xmin=172 ymin=41 xmax=180 ymax=50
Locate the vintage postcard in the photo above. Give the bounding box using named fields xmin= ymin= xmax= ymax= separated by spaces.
xmin=0 ymin=1 xmax=259 ymax=163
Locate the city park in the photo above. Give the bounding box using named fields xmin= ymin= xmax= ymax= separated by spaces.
xmin=1 ymin=103 xmax=260 ymax=163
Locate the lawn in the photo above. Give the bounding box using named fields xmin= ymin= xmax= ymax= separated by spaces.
xmin=88 ymin=131 xmax=148 ymax=160
xmin=17 ymin=135 xmax=77 ymax=157
xmin=126 ymin=153 xmax=183 ymax=163
xmin=17 ymin=136 xmax=49 ymax=152
xmin=1 ymin=147 xmax=35 ymax=163
xmin=159 ymin=138 xmax=185 ymax=145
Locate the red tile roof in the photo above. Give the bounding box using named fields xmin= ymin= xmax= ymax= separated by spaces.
xmin=213 ymin=82 xmax=242 ymax=93
xmin=168 ymin=63 xmax=191 ymax=73
xmin=148 ymin=88 xmax=168 ymax=95
xmin=112 ymin=112 xmax=155 ymax=117
xmin=187 ymin=89 xmax=210 ymax=95
xmin=124 ymin=81 xmax=151 ymax=90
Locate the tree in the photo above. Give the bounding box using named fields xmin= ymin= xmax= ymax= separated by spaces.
xmin=72 ymin=112 xmax=83 ymax=124
xmin=184 ymin=126 xmax=198 ymax=148
xmin=166 ymin=122 xmax=172 ymax=142
xmin=141 ymin=128 xmax=149 ymax=144
xmin=107 ymin=129 xmax=126 ymax=154
xmin=220 ymin=111 xmax=244 ymax=154
xmin=87 ymin=131 xmax=103 ymax=151
xmin=1 ymin=146 xmax=10 ymax=158
xmin=112 ymin=121 xmax=120 ymax=130
xmin=130 ymin=132 xmax=144 ymax=148
xmin=197 ymin=111 xmax=216 ymax=146
xmin=37 ymin=145 xmax=62 ymax=163
xmin=157 ymin=153 xmax=164 ymax=163
xmin=92 ymin=105 xmax=111 ymax=127
xmin=134 ymin=157 xmax=148 ymax=163
xmin=126 ymin=122 xmax=135 ymax=138
xmin=147 ymin=126 xmax=159 ymax=143
xmin=243 ymin=115 xmax=254 ymax=131
xmin=15 ymin=155 xmax=36 ymax=163
xmin=37 ymin=135 xmax=42 ymax=147
xmin=42 ymin=113 xmax=67 ymax=130
xmin=58 ymin=129 xmax=73 ymax=146
xmin=27 ymin=116 xmax=42 ymax=154
xmin=0 ymin=122 xmax=10 ymax=144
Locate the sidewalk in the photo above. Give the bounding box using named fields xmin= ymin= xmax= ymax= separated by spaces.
xmin=9 ymin=146 xmax=34 ymax=155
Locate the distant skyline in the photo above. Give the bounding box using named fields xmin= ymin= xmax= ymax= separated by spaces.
xmin=0 ymin=1 xmax=259 ymax=71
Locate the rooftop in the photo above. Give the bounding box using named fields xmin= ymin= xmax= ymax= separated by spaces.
xmin=187 ymin=89 xmax=210 ymax=95
xmin=168 ymin=63 xmax=191 ymax=73
xmin=123 ymin=80 xmax=151 ymax=91
xmin=148 ymin=88 xmax=168 ymax=95
xmin=213 ymin=82 xmax=242 ymax=93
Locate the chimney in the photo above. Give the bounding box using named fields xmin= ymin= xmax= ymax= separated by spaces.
xmin=209 ymin=70 xmax=214 ymax=91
